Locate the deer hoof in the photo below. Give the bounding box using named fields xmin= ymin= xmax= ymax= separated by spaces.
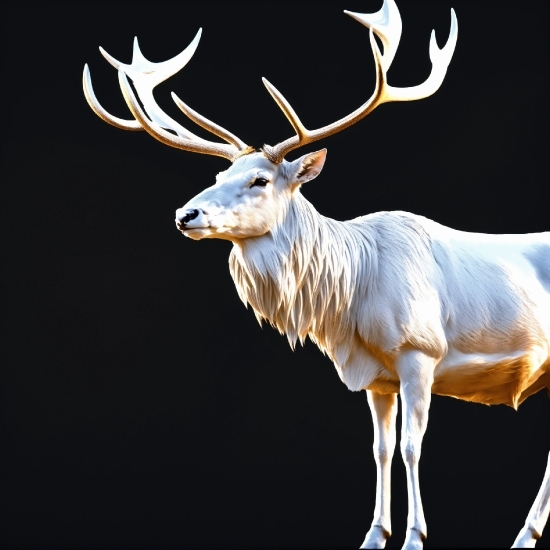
xmin=401 ymin=528 xmax=424 ymax=550
xmin=360 ymin=525 xmax=389 ymax=549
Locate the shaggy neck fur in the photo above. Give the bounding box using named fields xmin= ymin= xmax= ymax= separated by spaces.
xmin=229 ymin=192 xmax=377 ymax=355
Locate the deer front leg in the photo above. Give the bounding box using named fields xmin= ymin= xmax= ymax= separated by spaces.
xmin=395 ymin=350 xmax=435 ymax=550
xmin=361 ymin=391 xmax=398 ymax=549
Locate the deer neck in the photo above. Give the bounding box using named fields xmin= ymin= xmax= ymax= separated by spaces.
xmin=229 ymin=193 xmax=374 ymax=352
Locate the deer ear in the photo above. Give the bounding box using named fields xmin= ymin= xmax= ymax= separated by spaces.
xmin=289 ymin=149 xmax=327 ymax=187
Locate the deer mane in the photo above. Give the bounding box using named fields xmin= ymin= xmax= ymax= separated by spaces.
xmin=229 ymin=193 xmax=378 ymax=352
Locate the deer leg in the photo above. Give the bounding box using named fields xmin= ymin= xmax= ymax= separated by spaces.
xmin=512 ymin=450 xmax=550 ymax=548
xmin=361 ymin=391 xmax=398 ymax=549
xmin=395 ymin=350 xmax=434 ymax=550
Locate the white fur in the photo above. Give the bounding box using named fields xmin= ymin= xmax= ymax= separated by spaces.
xmin=177 ymin=149 xmax=550 ymax=548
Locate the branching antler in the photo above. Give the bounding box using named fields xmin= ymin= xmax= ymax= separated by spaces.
xmin=262 ymin=0 xmax=458 ymax=162
xmin=83 ymin=31 xmax=250 ymax=161
xmin=83 ymin=0 xmax=457 ymax=165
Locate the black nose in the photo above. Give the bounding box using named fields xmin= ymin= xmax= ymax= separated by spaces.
xmin=177 ymin=209 xmax=199 ymax=224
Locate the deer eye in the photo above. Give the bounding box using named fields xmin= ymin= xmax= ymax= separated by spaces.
xmin=251 ymin=177 xmax=268 ymax=188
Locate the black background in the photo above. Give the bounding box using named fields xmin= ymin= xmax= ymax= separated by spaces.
xmin=3 ymin=1 xmax=549 ymax=548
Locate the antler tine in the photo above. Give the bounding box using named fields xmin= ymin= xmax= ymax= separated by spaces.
xmin=384 ymin=8 xmax=458 ymax=102
xmin=83 ymin=64 xmax=143 ymax=131
xmin=171 ymin=92 xmax=248 ymax=150
xmin=265 ymin=0 xmax=457 ymax=162
xmin=118 ymin=70 xmax=238 ymax=161
xmin=344 ymin=0 xmax=402 ymax=73
xmin=262 ymin=78 xmax=308 ymax=142
xmin=83 ymin=30 xmax=249 ymax=160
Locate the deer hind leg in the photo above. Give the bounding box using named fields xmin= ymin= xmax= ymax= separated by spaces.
xmin=512 ymin=450 xmax=550 ymax=548
xmin=512 ymin=369 xmax=550 ymax=547
xmin=395 ymin=350 xmax=435 ymax=550
xmin=361 ymin=391 xmax=398 ymax=549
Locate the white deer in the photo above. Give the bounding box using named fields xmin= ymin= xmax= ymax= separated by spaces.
xmin=83 ymin=1 xmax=550 ymax=547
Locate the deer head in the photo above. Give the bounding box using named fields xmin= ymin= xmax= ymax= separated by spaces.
xmin=173 ymin=150 xmax=328 ymax=242
xmin=83 ymin=0 xmax=457 ymax=243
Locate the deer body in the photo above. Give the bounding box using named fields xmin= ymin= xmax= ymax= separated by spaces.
xmin=83 ymin=0 xmax=550 ymax=547
xmin=229 ymin=190 xmax=550 ymax=408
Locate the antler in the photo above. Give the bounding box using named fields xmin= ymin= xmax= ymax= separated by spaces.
xmin=83 ymin=30 xmax=250 ymax=162
xmin=262 ymin=0 xmax=458 ymax=163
